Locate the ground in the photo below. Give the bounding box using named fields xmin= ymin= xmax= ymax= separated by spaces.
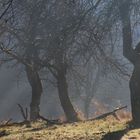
xmin=0 ymin=116 xmax=139 ymax=140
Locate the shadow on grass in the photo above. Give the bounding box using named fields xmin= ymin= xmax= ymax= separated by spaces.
xmin=101 ymin=129 xmax=127 ymax=140
xmin=101 ymin=121 xmax=140 ymax=140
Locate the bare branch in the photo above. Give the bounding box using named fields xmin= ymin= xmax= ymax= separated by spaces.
xmin=17 ymin=104 xmax=28 ymax=121
xmin=0 ymin=0 xmax=14 ymax=19
xmin=0 ymin=44 xmax=32 ymax=68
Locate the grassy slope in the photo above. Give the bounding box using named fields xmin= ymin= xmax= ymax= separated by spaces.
xmin=0 ymin=116 xmax=130 ymax=140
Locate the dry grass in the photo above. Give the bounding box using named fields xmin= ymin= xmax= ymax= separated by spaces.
xmin=0 ymin=116 xmax=128 ymax=140
xmin=121 ymin=129 xmax=140 ymax=140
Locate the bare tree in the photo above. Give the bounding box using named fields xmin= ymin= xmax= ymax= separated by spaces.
xmin=0 ymin=0 xmax=132 ymax=123
xmin=0 ymin=0 xmax=46 ymax=121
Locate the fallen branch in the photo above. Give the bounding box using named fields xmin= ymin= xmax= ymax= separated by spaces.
xmin=39 ymin=115 xmax=62 ymax=125
xmin=0 ymin=121 xmax=30 ymax=128
xmin=0 ymin=118 xmax=12 ymax=126
xmin=89 ymin=106 xmax=127 ymax=121
xmin=4 ymin=118 xmax=12 ymax=125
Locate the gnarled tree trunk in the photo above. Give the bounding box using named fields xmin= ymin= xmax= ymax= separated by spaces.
xmin=26 ymin=66 xmax=43 ymax=121
xmin=119 ymin=0 xmax=140 ymax=125
xmin=57 ymin=68 xmax=79 ymax=122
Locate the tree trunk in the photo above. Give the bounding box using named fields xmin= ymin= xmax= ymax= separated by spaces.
xmin=119 ymin=0 xmax=140 ymax=125
xmin=26 ymin=66 xmax=43 ymax=121
xmin=57 ymin=70 xmax=79 ymax=122
xmin=129 ymin=65 xmax=140 ymax=125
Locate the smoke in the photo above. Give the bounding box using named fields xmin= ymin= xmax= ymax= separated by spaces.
xmin=0 ymin=65 xmax=131 ymax=121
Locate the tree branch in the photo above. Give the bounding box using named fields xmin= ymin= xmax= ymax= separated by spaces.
xmin=0 ymin=0 xmax=14 ymax=19
xmin=0 ymin=44 xmax=32 ymax=68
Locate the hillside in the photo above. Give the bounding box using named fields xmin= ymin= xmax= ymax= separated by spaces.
xmin=0 ymin=116 xmax=135 ymax=140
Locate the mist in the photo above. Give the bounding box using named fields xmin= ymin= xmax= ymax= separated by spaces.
xmin=0 ymin=0 xmax=138 ymax=126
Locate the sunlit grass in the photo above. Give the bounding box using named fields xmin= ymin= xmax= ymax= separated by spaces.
xmin=0 ymin=116 xmax=129 ymax=140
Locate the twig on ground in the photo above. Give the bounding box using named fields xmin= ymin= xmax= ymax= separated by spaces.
xmin=17 ymin=104 xmax=28 ymax=121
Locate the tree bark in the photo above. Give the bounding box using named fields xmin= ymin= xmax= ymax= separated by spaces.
xmin=119 ymin=0 xmax=140 ymax=125
xmin=129 ymin=65 xmax=140 ymax=124
xmin=119 ymin=0 xmax=138 ymax=64
xmin=57 ymin=69 xmax=79 ymax=122
xmin=25 ymin=66 xmax=43 ymax=121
